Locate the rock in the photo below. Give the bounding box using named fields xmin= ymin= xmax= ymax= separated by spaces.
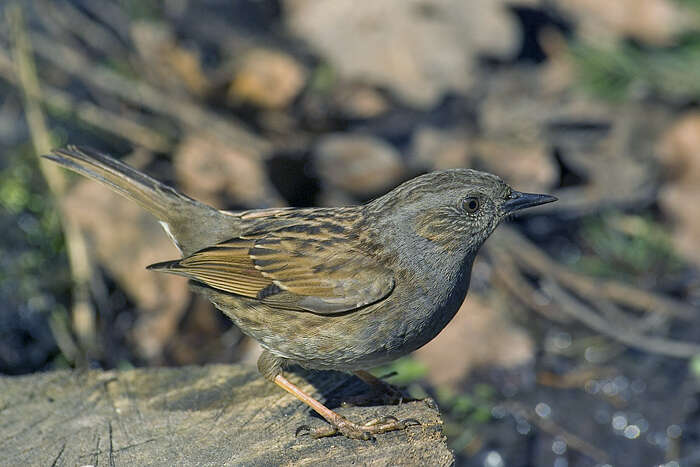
xmin=332 ymin=83 xmax=390 ymax=119
xmin=131 ymin=20 xmax=209 ymax=95
xmin=228 ymin=48 xmax=307 ymax=109
xmin=410 ymin=126 xmax=471 ymax=170
xmin=472 ymin=139 xmax=559 ymax=193
xmin=409 ymin=126 xmax=557 ymax=193
xmin=478 ymin=68 xmax=669 ymax=212
xmin=285 ymin=0 xmax=533 ymax=108
xmin=479 ymin=68 xmax=613 ymax=142
xmin=174 ymin=134 xmax=285 ymax=209
xmin=314 ymin=133 xmax=405 ymax=197
xmin=415 ymin=293 xmax=534 ymax=389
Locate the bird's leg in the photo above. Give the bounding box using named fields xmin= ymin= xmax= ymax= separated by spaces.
xmin=258 ymin=350 xmax=418 ymax=439
xmin=341 ymin=370 xmax=410 ymax=406
xmin=273 ymin=374 xmax=419 ymax=440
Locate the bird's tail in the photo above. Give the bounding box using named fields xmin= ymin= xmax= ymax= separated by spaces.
xmin=44 ymin=145 xmax=239 ymax=255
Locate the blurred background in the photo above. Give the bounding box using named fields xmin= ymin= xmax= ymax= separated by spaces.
xmin=1 ymin=0 xmax=700 ymax=465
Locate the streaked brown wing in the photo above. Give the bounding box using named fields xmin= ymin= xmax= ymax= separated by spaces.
xmin=173 ymin=239 xmax=272 ymax=298
xmin=150 ymin=233 xmax=395 ymax=315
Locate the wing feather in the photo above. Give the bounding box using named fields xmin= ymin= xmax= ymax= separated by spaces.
xmin=148 ymin=226 xmax=394 ymax=314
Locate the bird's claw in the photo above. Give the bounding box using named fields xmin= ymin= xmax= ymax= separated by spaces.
xmin=303 ymin=414 xmax=421 ymax=440
xmin=363 ymin=415 xmax=398 ymax=426
xmin=423 ymin=397 xmax=438 ymax=410
xmin=402 ymin=418 xmax=421 ymax=427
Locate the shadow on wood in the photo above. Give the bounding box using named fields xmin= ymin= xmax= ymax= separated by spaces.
xmin=0 ymin=364 xmax=453 ymax=466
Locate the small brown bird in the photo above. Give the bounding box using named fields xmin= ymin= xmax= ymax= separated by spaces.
xmin=44 ymin=146 xmax=556 ymax=439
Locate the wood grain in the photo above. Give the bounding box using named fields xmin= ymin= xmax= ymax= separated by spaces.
xmin=0 ymin=365 xmax=453 ymax=466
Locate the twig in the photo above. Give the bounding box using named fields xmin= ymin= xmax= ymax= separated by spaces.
xmin=8 ymin=3 xmax=97 ymax=362
xmin=493 ymin=226 xmax=697 ymax=320
xmin=535 ymin=185 xmax=657 ymax=217
xmin=76 ymin=0 xmax=132 ymax=44
xmin=629 ymin=311 xmax=669 ymax=335
xmin=38 ymin=0 xmax=202 ymax=97
xmin=0 ymin=49 xmax=172 ymax=152
xmin=37 ymin=0 xmax=127 ymax=57
xmin=536 ymin=366 xmax=617 ymax=389
xmin=20 ymin=29 xmax=270 ymax=158
xmin=588 ymin=295 xmax=644 ymax=330
xmin=505 ymin=401 xmax=610 ymax=464
xmin=487 ymin=246 xmax=571 ymax=323
xmin=489 ymin=226 xmax=699 ymax=357
xmin=542 ymin=280 xmax=700 ymax=358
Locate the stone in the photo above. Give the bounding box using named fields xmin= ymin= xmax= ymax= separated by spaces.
xmin=314 ymin=133 xmax=405 ymax=196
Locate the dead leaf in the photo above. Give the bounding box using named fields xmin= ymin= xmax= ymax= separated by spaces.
xmin=658 ymin=112 xmax=700 ymax=183
xmin=62 ymin=177 xmax=189 ymax=360
xmin=410 ymin=126 xmax=471 ymax=170
xmin=174 ymin=135 xmax=285 ymax=209
xmin=539 ymin=27 xmax=576 ymax=95
xmin=314 ymin=133 xmax=404 ymax=197
xmin=314 ymin=133 xmax=405 ymax=196
xmin=131 ymin=20 xmax=209 ymax=95
xmin=472 ymin=139 xmax=558 ymax=193
xmin=657 ymin=112 xmax=700 ymax=265
xmin=229 ymin=48 xmax=307 ymax=109
xmin=285 ymin=0 xmax=535 ymax=107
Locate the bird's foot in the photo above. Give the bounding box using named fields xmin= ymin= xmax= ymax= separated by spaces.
xmin=274 ymin=372 xmax=420 ymax=441
xmin=297 ymin=415 xmax=420 ymax=440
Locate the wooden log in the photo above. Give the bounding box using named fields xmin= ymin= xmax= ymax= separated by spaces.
xmin=0 ymin=364 xmax=453 ymax=466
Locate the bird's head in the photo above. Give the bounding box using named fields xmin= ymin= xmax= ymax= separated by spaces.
xmin=368 ymin=169 xmax=557 ymax=254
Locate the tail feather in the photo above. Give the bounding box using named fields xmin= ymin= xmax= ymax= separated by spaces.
xmin=45 ymin=145 xmax=203 ymax=221
xmin=45 ymin=145 xmax=241 ymax=255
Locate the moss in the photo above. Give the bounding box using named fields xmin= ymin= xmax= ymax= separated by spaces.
xmin=573 ymin=212 xmax=684 ymax=280
xmin=0 ymin=145 xmax=69 ymax=373
xmin=571 ymin=33 xmax=700 ymax=101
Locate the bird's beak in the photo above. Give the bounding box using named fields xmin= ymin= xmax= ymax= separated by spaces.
xmin=502 ymin=191 xmax=557 ymax=213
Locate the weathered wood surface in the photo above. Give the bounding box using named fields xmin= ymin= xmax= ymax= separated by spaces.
xmin=0 ymin=364 xmax=453 ymax=466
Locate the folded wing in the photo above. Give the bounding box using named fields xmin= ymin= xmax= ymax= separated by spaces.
xmin=148 ymin=230 xmax=394 ymax=315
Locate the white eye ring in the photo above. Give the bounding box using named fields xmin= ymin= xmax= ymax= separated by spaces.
xmin=463 ymin=197 xmax=479 ymax=213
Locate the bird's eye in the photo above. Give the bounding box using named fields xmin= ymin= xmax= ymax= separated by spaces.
xmin=462 ymin=197 xmax=479 ymax=213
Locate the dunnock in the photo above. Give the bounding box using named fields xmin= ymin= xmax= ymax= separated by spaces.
xmin=45 ymin=146 xmax=556 ymax=439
